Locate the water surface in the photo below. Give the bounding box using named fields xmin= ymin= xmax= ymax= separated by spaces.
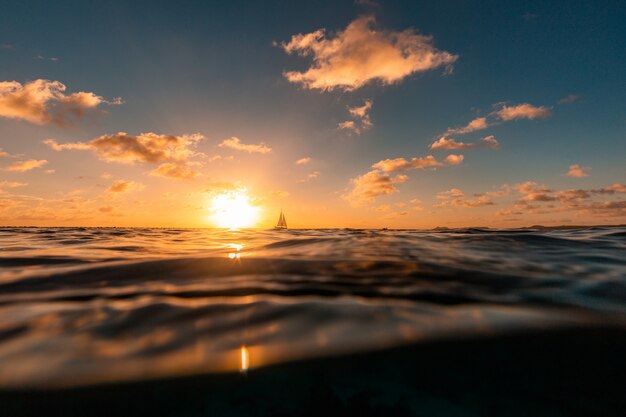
xmin=1 ymin=226 xmax=624 ymax=391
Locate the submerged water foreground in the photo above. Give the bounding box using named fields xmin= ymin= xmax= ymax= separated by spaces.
xmin=0 ymin=227 xmax=625 ymax=416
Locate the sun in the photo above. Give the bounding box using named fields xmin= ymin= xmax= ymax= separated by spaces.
xmin=209 ymin=188 xmax=260 ymax=229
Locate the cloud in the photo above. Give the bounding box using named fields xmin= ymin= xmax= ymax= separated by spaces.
xmin=150 ymin=163 xmax=200 ymax=180
xmin=344 ymin=169 xmax=408 ymax=205
xmin=295 ymin=157 xmax=311 ymax=165
xmin=554 ymin=189 xmax=590 ymax=205
xmin=564 ymin=164 xmax=591 ymax=178
xmin=436 ymin=188 xmax=464 ymax=199
xmin=513 ymin=181 xmax=556 ymax=202
xmin=0 ymin=79 xmax=119 ymax=126
xmin=218 ymin=137 xmax=272 ymax=154
xmin=558 ymin=94 xmax=580 ymax=105
xmin=591 ymin=184 xmax=626 ymax=194
xmin=433 ymin=188 xmax=494 ymax=208
xmin=372 ymin=155 xmax=444 ymax=173
xmin=338 ymin=120 xmax=357 ymax=131
xmin=44 ymin=169 xmax=55 ymax=174
xmin=206 ymin=155 xmax=234 ymax=162
xmin=280 ymin=15 xmax=458 ymax=91
xmin=98 ymin=206 xmax=116 ymax=214
xmin=432 ymin=135 xmax=501 ymax=151
xmin=345 ymin=153 xmax=463 ymax=204
xmin=4 ymin=159 xmax=47 ymax=172
xmin=446 ymin=117 xmax=489 ymax=135
xmin=34 ymin=55 xmax=59 ymax=62
xmin=348 ymin=99 xmax=373 ymax=122
xmin=299 ymin=171 xmax=320 ymax=182
xmin=45 ymin=132 xmax=204 ymax=164
xmin=106 ymin=179 xmax=144 ymax=193
xmin=339 ymin=99 xmax=373 ymax=134
xmin=443 ymin=102 xmax=551 ymax=138
xmin=495 ymin=103 xmax=552 ymax=121
xmin=0 ymin=181 xmax=27 ymax=188
xmin=444 ymin=154 xmax=464 ymax=165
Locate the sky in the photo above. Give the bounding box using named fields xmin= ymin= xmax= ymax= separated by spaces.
xmin=0 ymin=0 xmax=625 ymax=228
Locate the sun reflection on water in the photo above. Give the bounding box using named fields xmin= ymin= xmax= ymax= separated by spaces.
xmin=227 ymin=243 xmax=244 ymax=260
xmin=240 ymin=346 xmax=249 ymax=373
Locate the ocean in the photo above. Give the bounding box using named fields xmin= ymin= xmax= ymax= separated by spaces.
xmin=0 ymin=226 xmax=624 ymax=416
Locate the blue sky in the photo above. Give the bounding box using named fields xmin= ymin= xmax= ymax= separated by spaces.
xmin=0 ymin=0 xmax=625 ymax=227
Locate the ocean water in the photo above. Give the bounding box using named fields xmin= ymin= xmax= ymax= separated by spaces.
xmin=1 ymin=226 xmax=625 ymax=416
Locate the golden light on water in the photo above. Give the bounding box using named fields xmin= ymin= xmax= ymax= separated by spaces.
xmin=209 ymin=189 xmax=260 ymax=229
xmin=240 ymin=346 xmax=249 ymax=372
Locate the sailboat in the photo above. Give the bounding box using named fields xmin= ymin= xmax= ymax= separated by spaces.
xmin=275 ymin=209 xmax=287 ymax=229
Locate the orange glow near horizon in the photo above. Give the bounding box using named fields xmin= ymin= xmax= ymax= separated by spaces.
xmin=209 ymin=188 xmax=260 ymax=229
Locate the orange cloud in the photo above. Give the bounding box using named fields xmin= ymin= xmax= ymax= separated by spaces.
xmin=338 ymin=120 xmax=356 ymax=131
xmin=565 ymin=164 xmax=591 ymax=178
xmin=494 ymin=181 xmax=626 ymax=218
xmin=106 ymin=179 xmax=144 ymax=193
xmin=346 ymin=154 xmax=463 ymax=204
xmin=513 ymin=181 xmax=556 ymax=202
xmin=444 ymin=154 xmax=464 ymax=165
xmin=436 ymin=188 xmax=465 ymax=199
xmin=0 ymin=79 xmax=118 ymax=126
xmin=372 ymin=155 xmax=443 ymax=173
xmin=4 ymin=159 xmax=47 ymax=172
xmin=591 ymin=184 xmax=626 ymax=194
xmin=446 ymin=117 xmax=489 ymax=135
xmin=150 ymin=163 xmax=200 ymax=180
xmin=299 ymin=171 xmax=320 ymax=182
xmin=433 ymin=188 xmax=494 ymax=208
xmin=339 ymin=99 xmax=374 ymax=134
xmin=295 ymin=157 xmax=311 ymax=165
xmin=430 ymin=135 xmax=499 ymax=150
xmin=496 ymin=103 xmax=552 ymax=121
xmin=0 ymin=181 xmax=27 ymax=188
xmin=443 ymin=102 xmax=551 ymax=139
xmin=280 ymin=15 xmax=458 ymax=91
xmin=344 ymin=169 xmax=408 ymax=205
xmin=218 ymin=137 xmax=272 ymax=154
xmin=45 ymin=132 xmax=204 ymax=164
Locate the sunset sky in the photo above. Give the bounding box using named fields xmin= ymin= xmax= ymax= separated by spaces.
xmin=1 ymin=0 xmax=625 ymax=228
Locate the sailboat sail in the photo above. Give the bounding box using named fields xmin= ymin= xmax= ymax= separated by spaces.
xmin=275 ymin=210 xmax=287 ymax=229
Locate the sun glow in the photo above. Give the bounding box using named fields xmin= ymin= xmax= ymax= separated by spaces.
xmin=210 ymin=188 xmax=260 ymax=229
